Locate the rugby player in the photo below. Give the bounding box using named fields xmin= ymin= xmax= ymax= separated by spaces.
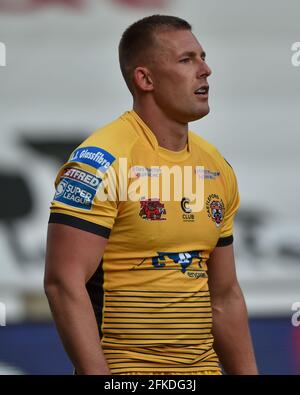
xmin=44 ymin=15 xmax=258 ymax=375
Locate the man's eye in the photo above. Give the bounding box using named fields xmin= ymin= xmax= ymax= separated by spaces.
xmin=180 ymin=58 xmax=190 ymax=63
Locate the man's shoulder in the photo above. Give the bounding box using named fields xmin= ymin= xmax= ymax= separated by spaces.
xmin=189 ymin=130 xmax=236 ymax=179
xmin=78 ymin=113 xmax=139 ymax=159
xmin=189 ymin=131 xmax=224 ymax=162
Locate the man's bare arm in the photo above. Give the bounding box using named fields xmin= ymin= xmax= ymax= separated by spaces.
xmin=44 ymin=223 xmax=110 ymax=375
xmin=208 ymin=244 xmax=258 ymax=375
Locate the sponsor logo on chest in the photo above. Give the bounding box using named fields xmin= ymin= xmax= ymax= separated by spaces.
xmin=139 ymin=198 xmax=167 ymax=221
xmin=180 ymin=197 xmax=195 ymax=222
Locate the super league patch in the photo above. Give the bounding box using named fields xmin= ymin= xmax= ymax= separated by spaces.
xmin=69 ymin=146 xmax=115 ymax=172
xmin=54 ymin=168 xmax=102 ymax=210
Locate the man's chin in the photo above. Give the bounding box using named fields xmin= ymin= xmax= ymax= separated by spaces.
xmin=189 ymin=106 xmax=210 ymax=122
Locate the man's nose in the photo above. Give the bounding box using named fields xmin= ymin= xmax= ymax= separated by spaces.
xmin=197 ymin=59 xmax=212 ymax=78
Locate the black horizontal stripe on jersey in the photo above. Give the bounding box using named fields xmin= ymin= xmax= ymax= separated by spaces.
xmin=105 ymin=346 xmax=212 ymax=357
xmin=104 ymin=319 xmax=212 ymax=323
xmin=103 ymin=341 xmax=203 ymax=347
xmin=104 ymin=348 xmax=209 ymax=354
xmin=104 ymin=318 xmax=212 ymax=322
xmin=216 ymin=235 xmax=233 ymax=247
xmin=105 ymin=300 xmax=211 ymax=304
xmin=107 ymin=358 xmax=218 ymax=367
xmin=104 ymin=317 xmax=212 ymax=321
xmin=106 ymin=352 xmax=212 ymax=360
xmin=104 ymin=351 xmax=198 ymax=362
xmin=103 ymin=321 xmax=211 ymax=325
xmin=104 ymin=330 xmax=213 ymax=334
xmin=178 ymin=347 xmax=212 ymax=352
xmin=103 ymin=339 xmax=212 ymax=345
xmin=105 ymin=355 xmax=213 ymax=367
xmin=103 ymin=311 xmax=212 ymax=315
xmin=110 ymin=360 xmax=220 ymax=367
xmin=105 ymin=295 xmax=210 ymax=299
xmin=104 ymin=314 xmax=212 ymax=318
xmin=105 ymin=294 xmax=211 ymax=298
xmin=145 ymin=348 xmax=213 ymax=355
xmin=104 ymin=317 xmax=212 ymax=320
xmin=105 ymin=307 xmax=211 ymax=311
xmin=104 ymin=335 xmax=212 ymax=339
xmin=106 ymin=357 xmax=212 ymax=366
xmin=104 ymin=320 xmax=212 ymax=325
xmin=105 ymin=336 xmax=212 ymax=340
xmin=49 ymin=213 xmax=111 ymax=238
xmin=111 ymin=364 xmax=220 ymax=370
xmin=103 ymin=322 xmax=212 ymax=326
xmin=110 ymin=368 xmax=220 ymax=374
xmin=128 ymin=268 xmax=205 ymax=271
xmin=105 ymin=306 xmax=211 ymax=309
xmin=110 ymin=363 xmax=220 ymax=371
xmin=106 ymin=358 xmax=196 ymax=366
xmin=104 ymin=335 xmax=212 ymax=340
xmin=105 ymin=289 xmax=209 ymax=293
xmin=103 ymin=319 xmax=211 ymax=322
xmin=104 ymin=328 xmax=212 ymax=331
xmin=104 ymin=353 xmax=197 ymax=362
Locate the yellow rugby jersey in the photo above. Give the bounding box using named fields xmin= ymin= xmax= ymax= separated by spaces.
xmin=49 ymin=111 xmax=240 ymax=375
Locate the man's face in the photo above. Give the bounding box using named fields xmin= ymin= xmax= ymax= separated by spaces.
xmin=148 ymin=29 xmax=212 ymax=123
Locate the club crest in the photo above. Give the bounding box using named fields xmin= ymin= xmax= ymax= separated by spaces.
xmin=206 ymin=194 xmax=225 ymax=227
xmin=139 ymin=198 xmax=166 ymax=221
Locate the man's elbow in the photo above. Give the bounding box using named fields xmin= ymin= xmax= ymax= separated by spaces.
xmin=44 ymin=275 xmax=63 ymax=300
xmin=44 ymin=270 xmax=86 ymax=303
xmin=211 ymin=283 xmax=245 ymax=313
xmin=44 ymin=270 xmax=72 ymax=299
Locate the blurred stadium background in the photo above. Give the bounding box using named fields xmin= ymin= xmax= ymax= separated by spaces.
xmin=0 ymin=0 xmax=300 ymax=374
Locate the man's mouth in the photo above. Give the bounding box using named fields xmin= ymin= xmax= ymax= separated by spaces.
xmin=194 ymin=85 xmax=209 ymax=96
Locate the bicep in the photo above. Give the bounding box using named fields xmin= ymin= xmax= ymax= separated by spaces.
xmin=45 ymin=223 xmax=108 ymax=287
xmin=207 ymin=244 xmax=239 ymax=299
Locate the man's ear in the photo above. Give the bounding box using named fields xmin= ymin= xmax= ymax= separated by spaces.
xmin=133 ymin=67 xmax=154 ymax=92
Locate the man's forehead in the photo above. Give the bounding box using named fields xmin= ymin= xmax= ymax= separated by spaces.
xmin=153 ymin=29 xmax=204 ymax=56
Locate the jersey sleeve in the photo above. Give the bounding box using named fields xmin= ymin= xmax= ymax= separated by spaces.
xmin=216 ymin=161 xmax=240 ymax=247
xmin=49 ymin=144 xmax=119 ymax=239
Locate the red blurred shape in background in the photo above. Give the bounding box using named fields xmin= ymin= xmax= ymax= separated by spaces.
xmin=113 ymin=0 xmax=167 ymax=8
xmin=0 ymin=0 xmax=87 ymax=12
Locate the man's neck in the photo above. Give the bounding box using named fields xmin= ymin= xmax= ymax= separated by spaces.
xmin=133 ymin=102 xmax=188 ymax=152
